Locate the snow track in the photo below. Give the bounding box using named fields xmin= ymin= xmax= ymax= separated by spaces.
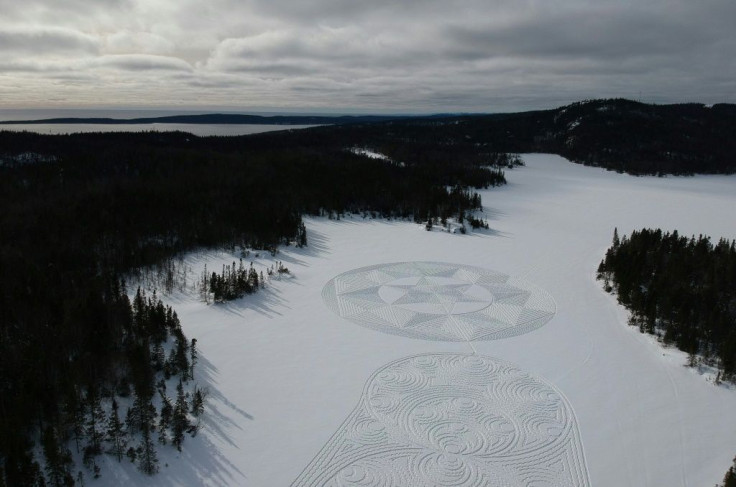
xmin=293 ymin=353 xmax=590 ymax=486
xmin=322 ymin=262 xmax=556 ymax=342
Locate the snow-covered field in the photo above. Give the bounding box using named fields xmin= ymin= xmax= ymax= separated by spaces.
xmin=102 ymin=153 xmax=736 ymax=486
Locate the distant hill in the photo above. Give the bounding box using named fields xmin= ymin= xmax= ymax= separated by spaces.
xmin=2 ymin=98 xmax=735 ymax=174
xmin=333 ymin=98 xmax=736 ymax=175
xmin=535 ymin=99 xmax=736 ymax=175
xmin=0 ymin=113 xmax=409 ymax=125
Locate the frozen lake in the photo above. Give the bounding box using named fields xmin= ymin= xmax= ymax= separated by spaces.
xmin=101 ymin=154 xmax=736 ymax=486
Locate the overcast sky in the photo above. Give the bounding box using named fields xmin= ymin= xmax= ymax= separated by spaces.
xmin=0 ymin=0 xmax=734 ymax=113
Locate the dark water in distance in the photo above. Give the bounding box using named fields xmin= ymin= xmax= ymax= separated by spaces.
xmin=0 ymin=108 xmax=322 ymax=136
xmin=0 ymin=123 xmax=318 ymax=137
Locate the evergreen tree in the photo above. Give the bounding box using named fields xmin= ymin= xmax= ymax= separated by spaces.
xmin=191 ymin=386 xmax=205 ymax=418
xmin=136 ymin=427 xmax=158 ymax=475
xmin=158 ymin=392 xmax=173 ymax=445
xmin=105 ymin=399 xmax=126 ymax=462
xmin=84 ymin=388 xmax=105 ymax=455
xmin=189 ymin=386 xmax=206 ymax=437
xmin=41 ymin=426 xmax=74 ymax=487
xmin=723 ymin=458 xmax=736 ymax=487
xmin=189 ymin=338 xmax=198 ymax=381
xmin=172 ymin=380 xmax=190 ymax=451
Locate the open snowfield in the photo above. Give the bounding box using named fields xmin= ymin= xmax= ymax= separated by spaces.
xmin=101 ymin=153 xmax=736 ymax=486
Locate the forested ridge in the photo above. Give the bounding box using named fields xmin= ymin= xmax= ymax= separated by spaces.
xmin=8 ymin=98 xmax=733 ymax=175
xmin=597 ymin=228 xmax=736 ymax=376
xmin=0 ymin=125 xmax=507 ymax=485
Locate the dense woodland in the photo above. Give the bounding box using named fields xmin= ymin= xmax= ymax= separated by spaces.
xmin=10 ymin=98 xmax=733 ymax=175
xmin=597 ymin=229 xmax=736 ymax=376
xmin=272 ymin=98 xmax=735 ymax=175
xmin=0 ymin=125 xmax=506 ymax=486
xmin=598 ymin=229 xmax=736 ymax=485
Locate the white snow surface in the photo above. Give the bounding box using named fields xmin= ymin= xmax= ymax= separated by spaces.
xmin=99 ymin=153 xmax=736 ymax=486
xmin=350 ymin=147 xmax=390 ymax=160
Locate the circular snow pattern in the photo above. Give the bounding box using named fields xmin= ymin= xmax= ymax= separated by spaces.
xmin=292 ymin=354 xmax=590 ymax=487
xmin=322 ymin=262 xmax=556 ymax=341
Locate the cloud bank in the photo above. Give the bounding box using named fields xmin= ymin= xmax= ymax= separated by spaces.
xmin=0 ymin=0 xmax=733 ymax=111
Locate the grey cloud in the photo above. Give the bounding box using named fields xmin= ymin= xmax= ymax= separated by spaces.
xmin=92 ymin=54 xmax=192 ymax=72
xmin=0 ymin=27 xmax=99 ymax=54
xmin=442 ymin=10 xmax=715 ymax=62
xmin=0 ymin=0 xmax=734 ymax=111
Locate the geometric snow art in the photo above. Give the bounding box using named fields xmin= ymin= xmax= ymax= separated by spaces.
xmin=292 ymin=353 xmax=590 ymax=487
xmin=322 ymin=262 xmax=556 ymax=342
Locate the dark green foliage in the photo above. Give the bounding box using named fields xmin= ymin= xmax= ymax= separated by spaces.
xmin=105 ymin=400 xmax=126 ymax=462
xmin=207 ymin=260 xmax=260 ymax=302
xmin=598 ymin=228 xmax=736 ymax=375
xmin=191 ymin=387 xmax=205 ymax=418
xmin=83 ymin=389 xmax=104 ymax=457
xmin=157 ymin=393 xmax=172 ymax=446
xmin=719 ymin=458 xmax=736 ymax=487
xmin=136 ymin=426 xmax=158 ymax=476
xmin=545 ymin=99 xmax=736 ymax=175
xmin=189 ymin=339 xmax=198 ymax=381
xmin=42 ymin=427 xmax=73 ymax=487
xmin=172 ymin=380 xmax=190 ymax=452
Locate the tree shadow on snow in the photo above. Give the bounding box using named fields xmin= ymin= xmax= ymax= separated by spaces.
xmin=218 ymin=283 xmax=291 ymax=319
xmin=100 ymin=355 xmax=252 ymax=486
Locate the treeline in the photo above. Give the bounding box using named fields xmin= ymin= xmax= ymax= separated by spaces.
xmin=597 ymin=228 xmax=736 ymax=376
xmin=545 ymin=99 xmax=736 ymax=175
xmin=2 ymin=282 xmax=201 ymax=485
xmin=4 ymin=98 xmax=734 ymax=177
xmin=243 ymin=98 xmax=734 ymax=176
xmin=720 ymin=458 xmax=736 ymax=487
xmin=0 ymin=127 xmax=505 ymax=485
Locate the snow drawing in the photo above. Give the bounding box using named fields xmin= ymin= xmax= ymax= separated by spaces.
xmin=292 ymin=353 xmax=590 ymax=486
xmin=297 ymin=263 xmax=589 ymax=485
xmin=321 ymin=262 xmax=556 ymax=341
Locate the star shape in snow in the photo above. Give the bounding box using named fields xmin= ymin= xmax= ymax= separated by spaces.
xmin=381 ymin=278 xmax=492 ymax=315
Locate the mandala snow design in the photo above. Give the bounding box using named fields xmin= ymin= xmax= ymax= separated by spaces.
xmin=322 ymin=262 xmax=556 ymax=341
xmin=292 ymin=354 xmax=590 ymax=487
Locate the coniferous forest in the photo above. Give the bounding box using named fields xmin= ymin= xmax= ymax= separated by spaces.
xmin=0 ymin=126 xmax=506 ymax=486
xmin=597 ymin=228 xmax=736 ymax=376
xmin=598 ymin=229 xmax=736 ymax=485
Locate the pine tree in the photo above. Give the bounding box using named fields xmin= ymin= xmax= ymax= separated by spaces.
xmin=189 ymin=338 xmax=198 ymax=380
xmin=189 ymin=386 xmax=206 ymax=436
xmin=151 ymin=341 xmax=165 ymax=372
xmin=42 ymin=426 xmax=74 ymax=487
xmin=723 ymin=459 xmax=736 ymax=487
xmin=84 ymin=388 xmax=105 ymax=455
xmin=191 ymin=386 xmax=205 ymax=418
xmin=105 ymin=399 xmax=126 ymax=462
xmin=158 ymin=392 xmax=173 ymax=445
xmin=172 ymin=332 xmax=189 ymax=378
xmin=248 ymin=264 xmax=259 ymax=290
xmin=297 ymin=221 xmax=307 ymax=247
xmin=136 ymin=426 xmax=158 ymax=475
xmin=66 ymin=391 xmax=86 ymax=454
xmin=172 ymin=380 xmax=190 ymax=451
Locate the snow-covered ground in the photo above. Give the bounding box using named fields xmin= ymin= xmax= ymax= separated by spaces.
xmin=100 ymin=153 xmax=736 ymax=486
